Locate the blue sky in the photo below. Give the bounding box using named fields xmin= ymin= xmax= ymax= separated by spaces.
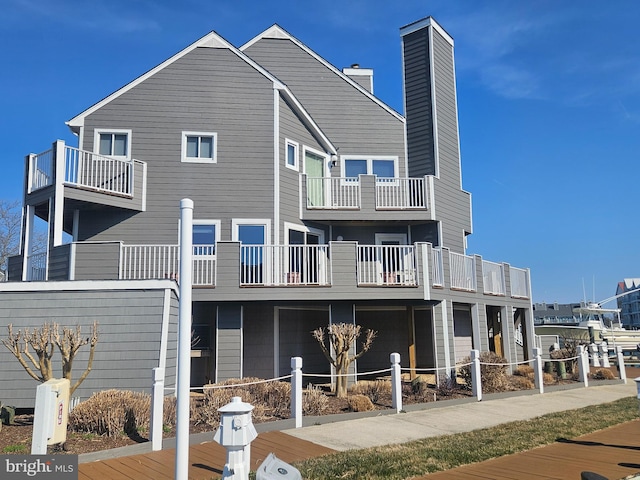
xmin=1 ymin=0 xmax=639 ymax=304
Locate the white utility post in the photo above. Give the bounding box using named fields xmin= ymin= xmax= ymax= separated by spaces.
xmin=175 ymin=198 xmax=193 ymax=480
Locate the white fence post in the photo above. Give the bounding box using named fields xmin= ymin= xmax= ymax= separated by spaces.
xmin=150 ymin=367 xmax=165 ymax=451
xmin=577 ymin=345 xmax=589 ymax=387
xmin=533 ymin=347 xmax=544 ymax=394
xmin=616 ymin=346 xmax=627 ymax=384
xmin=590 ymin=344 xmax=600 ymax=367
xmin=471 ymin=349 xmax=482 ymax=401
xmin=291 ymin=357 xmax=303 ymax=428
xmin=390 ymin=353 xmax=402 ymax=413
xmin=601 ymin=343 xmax=611 ymax=367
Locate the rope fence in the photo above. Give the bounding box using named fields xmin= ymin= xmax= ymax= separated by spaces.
xmin=147 ymin=345 xmax=629 ymax=451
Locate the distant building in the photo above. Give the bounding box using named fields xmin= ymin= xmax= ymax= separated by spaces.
xmin=616 ymin=279 xmax=640 ymax=329
xmin=533 ymin=302 xmax=581 ymax=326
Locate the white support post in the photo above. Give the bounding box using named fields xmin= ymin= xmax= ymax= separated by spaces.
xmin=471 ymin=349 xmax=482 ymax=401
xmin=577 ymin=345 xmax=589 ymax=387
xmin=390 ymin=352 xmax=402 ymax=413
xmin=616 ymin=346 xmax=627 ymax=384
xmin=175 ymin=199 xmax=193 ymax=480
xmin=601 ymin=343 xmax=611 ymax=367
xmin=533 ymin=347 xmax=544 ymax=394
xmin=291 ymin=357 xmax=303 ymax=428
xmin=150 ymin=367 xmax=165 ymax=451
xmin=590 ymin=344 xmax=600 ymax=367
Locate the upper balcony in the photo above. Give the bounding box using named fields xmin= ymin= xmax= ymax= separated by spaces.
xmin=300 ymin=174 xmax=433 ymax=222
xmin=26 ymin=140 xmax=146 ymax=211
xmin=7 ymin=240 xmax=531 ymax=307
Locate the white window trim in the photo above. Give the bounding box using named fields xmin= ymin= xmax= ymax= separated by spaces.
xmin=284 ymin=221 xmax=325 ymax=244
xmin=285 ymin=139 xmax=299 ymax=171
xmin=94 ymin=128 xmax=132 ymax=160
xmin=340 ymin=155 xmax=399 ymax=179
xmin=232 ymin=219 xmax=271 ymax=245
xmin=193 ymin=219 xmax=221 ymax=255
xmin=181 ymin=131 xmax=218 ymax=164
xmin=302 ymin=146 xmax=329 ymax=176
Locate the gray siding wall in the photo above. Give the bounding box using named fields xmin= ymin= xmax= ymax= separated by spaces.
xmin=0 ymin=285 xmax=178 ymax=407
xmin=402 ymin=25 xmax=472 ymax=253
xmin=403 ymin=28 xmax=436 ymax=177
xmin=243 ymin=304 xmax=275 ymax=379
xmin=216 ymin=304 xmax=242 ymax=381
xmin=73 ymin=242 xmax=121 ymax=280
xmin=244 ymin=39 xmax=406 ymax=171
xmin=48 ymin=244 xmax=71 ymax=280
xmin=79 ymin=46 xmax=276 ymax=245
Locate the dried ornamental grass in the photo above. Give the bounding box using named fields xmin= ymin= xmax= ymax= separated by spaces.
xmin=348 ymin=380 xmax=390 ymax=404
xmin=347 ymin=394 xmax=375 ymax=412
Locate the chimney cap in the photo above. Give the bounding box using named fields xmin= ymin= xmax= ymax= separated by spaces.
xmin=351 ymin=63 xmax=360 ymax=69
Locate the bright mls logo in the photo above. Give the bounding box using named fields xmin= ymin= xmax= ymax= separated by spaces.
xmin=2 ymin=455 xmax=78 ymax=479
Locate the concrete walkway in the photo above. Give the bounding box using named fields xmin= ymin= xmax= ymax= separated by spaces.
xmin=283 ymin=382 xmax=638 ymax=451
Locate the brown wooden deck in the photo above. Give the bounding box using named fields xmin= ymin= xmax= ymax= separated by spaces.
xmin=78 ymin=431 xmax=335 ymax=480
xmin=421 ymin=419 xmax=640 ymax=479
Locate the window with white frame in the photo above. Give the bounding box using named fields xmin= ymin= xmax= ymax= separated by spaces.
xmin=285 ymin=139 xmax=299 ymax=170
xmin=94 ymin=129 xmax=131 ymax=159
xmin=342 ymin=156 xmax=397 ymax=180
xmin=192 ymin=220 xmax=220 ymax=255
xmin=182 ymin=132 xmax=217 ymax=163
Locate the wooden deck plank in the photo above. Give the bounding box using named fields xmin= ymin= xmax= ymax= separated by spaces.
xmin=422 ymin=420 xmax=640 ymax=479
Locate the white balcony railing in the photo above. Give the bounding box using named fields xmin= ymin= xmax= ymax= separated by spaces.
xmin=431 ymin=247 xmax=444 ymax=287
xmin=28 ymin=145 xmax=134 ymax=197
xmin=240 ymin=245 xmax=330 ymax=286
xmin=357 ymin=245 xmax=417 ymax=286
xmin=376 ymin=178 xmax=427 ymax=209
xmin=482 ymin=260 xmax=505 ymax=296
xmin=510 ymin=266 xmax=530 ymax=298
xmin=120 ymin=244 xmax=215 ymax=286
xmin=26 ymin=252 xmax=47 ymax=281
xmin=449 ymin=251 xmax=476 ymax=291
xmin=29 ymin=149 xmax=54 ymax=192
xmin=306 ymin=177 xmax=360 ymax=209
xmin=65 ymin=146 xmax=133 ymax=197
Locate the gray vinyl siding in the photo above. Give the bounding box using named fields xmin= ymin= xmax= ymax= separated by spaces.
xmin=355 ymin=309 xmax=410 ymax=371
xmin=48 ymin=244 xmax=71 ymax=280
xmin=0 ymin=285 xmax=178 ymax=407
xmin=216 ymin=304 xmax=242 ymax=381
xmin=278 ymin=95 xmax=327 ymax=240
xmin=403 ymin=27 xmax=436 ymax=177
xmin=79 ymin=46 xmax=276 ymax=246
xmin=244 ymin=39 xmax=406 ymax=170
xmin=278 ymin=308 xmax=329 ymax=377
xmin=72 ymin=242 xmax=121 ymax=280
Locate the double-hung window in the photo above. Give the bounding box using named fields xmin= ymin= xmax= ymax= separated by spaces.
xmin=182 ymin=132 xmax=217 ymax=163
xmin=192 ymin=221 xmax=220 ymax=255
xmin=95 ymin=129 xmax=131 ymax=159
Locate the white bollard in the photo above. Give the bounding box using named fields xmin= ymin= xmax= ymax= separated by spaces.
xmin=533 ymin=347 xmax=544 ymax=394
xmin=291 ymin=357 xmax=303 ymax=428
xmin=214 ymin=397 xmax=258 ymax=480
xmin=150 ymin=367 xmax=165 ymax=451
xmin=471 ymin=349 xmax=482 ymax=402
xmin=577 ymin=345 xmax=589 ymax=387
xmin=390 ymin=353 xmax=402 ymax=413
xmin=600 ymin=343 xmax=611 ymax=367
xmin=590 ymin=344 xmax=600 ymax=367
xmin=616 ymin=346 xmax=627 ymax=384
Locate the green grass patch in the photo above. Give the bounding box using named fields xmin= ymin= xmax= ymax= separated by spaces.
xmin=3 ymin=444 xmax=27 ymax=454
xmin=292 ymin=396 xmax=639 ymax=480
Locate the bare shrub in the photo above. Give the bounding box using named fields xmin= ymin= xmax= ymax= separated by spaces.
xmin=69 ymin=389 xmax=173 ymax=438
xmin=543 ymin=372 xmax=556 ymax=385
xmin=509 ymin=375 xmax=534 ymax=390
xmin=436 ymin=374 xmax=459 ymax=397
xmin=347 ymin=394 xmax=374 ymax=412
xmin=302 ymin=385 xmax=329 ymax=415
xmin=592 ymin=368 xmax=615 ymax=380
xmin=513 ymin=365 xmax=534 ymax=378
xmin=459 ymin=352 xmax=509 ymax=393
xmin=348 ymin=379 xmax=390 ymax=404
